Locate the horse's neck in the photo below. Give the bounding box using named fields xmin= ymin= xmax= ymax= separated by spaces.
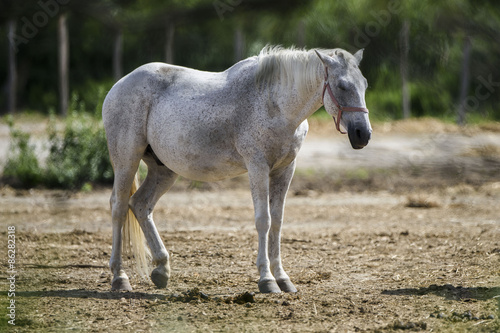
xmin=273 ymin=65 xmax=324 ymax=129
xmin=226 ymin=57 xmax=324 ymax=130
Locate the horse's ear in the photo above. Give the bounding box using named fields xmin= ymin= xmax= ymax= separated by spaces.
xmin=314 ymin=50 xmax=339 ymax=68
xmin=353 ymin=49 xmax=364 ymax=65
xmin=314 ymin=50 xmax=328 ymax=67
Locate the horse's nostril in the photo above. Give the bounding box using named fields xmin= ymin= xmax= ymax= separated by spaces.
xmin=356 ymin=128 xmax=362 ymax=139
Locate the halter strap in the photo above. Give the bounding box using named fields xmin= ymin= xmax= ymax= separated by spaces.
xmin=321 ymin=67 xmax=369 ymax=134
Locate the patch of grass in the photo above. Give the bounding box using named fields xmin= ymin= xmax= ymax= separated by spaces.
xmin=294 ymin=167 xmax=318 ymax=177
xmin=345 ymin=168 xmax=370 ymax=181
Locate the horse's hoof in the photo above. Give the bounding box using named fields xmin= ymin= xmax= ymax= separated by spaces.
xmin=111 ymin=276 xmax=132 ymax=291
xmin=151 ymin=267 xmax=169 ymax=288
xmin=258 ymin=279 xmax=281 ymax=293
xmin=277 ymin=279 xmax=297 ymax=293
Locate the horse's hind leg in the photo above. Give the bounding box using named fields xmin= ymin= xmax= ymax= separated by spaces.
xmin=129 ymin=151 xmax=178 ymax=288
xmin=109 ymin=155 xmax=143 ymax=291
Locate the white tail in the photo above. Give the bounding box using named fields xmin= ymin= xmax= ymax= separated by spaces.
xmin=122 ymin=174 xmax=151 ymax=281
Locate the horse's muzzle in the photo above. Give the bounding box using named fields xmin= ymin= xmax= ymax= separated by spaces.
xmin=347 ymin=125 xmax=372 ymax=150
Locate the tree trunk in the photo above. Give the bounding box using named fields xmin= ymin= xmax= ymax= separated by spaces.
xmin=165 ymin=21 xmax=175 ymax=64
xmin=400 ymin=20 xmax=410 ymax=119
xmin=113 ymin=29 xmax=123 ymax=81
xmin=58 ymin=13 xmax=69 ymax=116
xmin=233 ymin=27 xmax=245 ymax=63
xmin=457 ymin=35 xmax=472 ymax=126
xmin=7 ymin=19 xmax=17 ymax=114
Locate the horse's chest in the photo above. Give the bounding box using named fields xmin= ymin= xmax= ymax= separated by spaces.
xmin=246 ymin=122 xmax=308 ymax=170
xmin=267 ymin=135 xmax=304 ymax=170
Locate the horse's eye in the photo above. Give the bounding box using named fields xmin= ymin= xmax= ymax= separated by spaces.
xmin=338 ymin=80 xmax=348 ymax=91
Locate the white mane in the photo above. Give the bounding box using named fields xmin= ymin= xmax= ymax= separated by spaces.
xmin=255 ymin=45 xmax=336 ymax=97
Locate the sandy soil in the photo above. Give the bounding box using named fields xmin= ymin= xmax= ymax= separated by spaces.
xmin=0 ymin=118 xmax=499 ymax=332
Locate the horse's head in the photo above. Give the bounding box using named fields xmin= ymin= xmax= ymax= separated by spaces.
xmin=315 ymin=49 xmax=372 ymax=149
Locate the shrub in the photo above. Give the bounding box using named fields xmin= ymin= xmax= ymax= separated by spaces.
xmin=2 ymin=105 xmax=114 ymax=190
xmin=2 ymin=116 xmax=42 ymax=188
xmin=44 ymin=110 xmax=113 ymax=189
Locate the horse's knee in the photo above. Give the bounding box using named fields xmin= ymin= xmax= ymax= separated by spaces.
xmin=255 ymin=213 xmax=271 ymax=233
xmin=128 ymin=195 xmax=141 ymax=216
xmin=110 ymin=195 xmax=131 ymax=222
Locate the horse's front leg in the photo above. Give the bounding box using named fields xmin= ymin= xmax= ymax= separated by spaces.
xmin=248 ymin=163 xmax=281 ymax=293
xmin=269 ymin=162 xmax=297 ymax=293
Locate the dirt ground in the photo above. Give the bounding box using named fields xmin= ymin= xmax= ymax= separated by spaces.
xmin=1 ymin=119 xmax=500 ymax=332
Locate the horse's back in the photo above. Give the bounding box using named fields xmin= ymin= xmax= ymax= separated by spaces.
xmin=103 ymin=62 xmax=183 ymax=117
xmin=102 ymin=62 xmax=199 ymax=147
xmin=103 ymin=61 xmax=242 ymax=122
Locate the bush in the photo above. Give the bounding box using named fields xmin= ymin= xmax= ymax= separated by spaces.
xmin=73 ymin=80 xmax=114 ymax=117
xmin=2 ymin=108 xmax=114 ymax=190
xmin=44 ymin=110 xmax=113 ymax=189
xmin=2 ymin=117 xmax=42 ymax=188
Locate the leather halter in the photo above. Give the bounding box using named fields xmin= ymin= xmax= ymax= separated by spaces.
xmin=321 ymin=67 xmax=369 ymax=134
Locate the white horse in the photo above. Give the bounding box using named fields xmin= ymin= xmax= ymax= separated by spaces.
xmin=102 ymin=46 xmax=371 ymax=293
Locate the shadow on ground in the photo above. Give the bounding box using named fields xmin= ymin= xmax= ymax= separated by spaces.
xmin=9 ymin=289 xmax=165 ymax=301
xmin=382 ymin=284 xmax=500 ymax=301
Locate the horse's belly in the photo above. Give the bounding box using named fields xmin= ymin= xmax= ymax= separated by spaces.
xmin=169 ymin=156 xmax=247 ymax=182
xmin=149 ymin=140 xmax=247 ymax=182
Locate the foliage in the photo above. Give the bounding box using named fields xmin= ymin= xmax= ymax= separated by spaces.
xmin=2 ymin=116 xmax=42 ymax=188
xmin=0 ymin=0 xmax=499 ymax=122
xmin=73 ymin=80 xmax=115 ymax=117
xmin=2 ymin=99 xmax=114 ymax=189
xmin=44 ymin=110 xmax=113 ymax=189
xmin=2 ymin=0 xmax=499 ymax=189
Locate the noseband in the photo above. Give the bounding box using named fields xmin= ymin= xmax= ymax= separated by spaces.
xmin=321 ymin=67 xmax=369 ymax=134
